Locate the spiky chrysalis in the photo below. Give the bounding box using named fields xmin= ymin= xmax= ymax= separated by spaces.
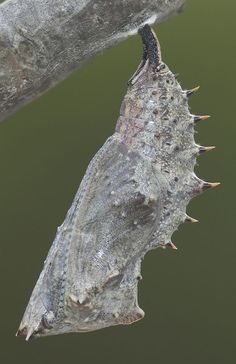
xmin=17 ymin=25 xmax=219 ymax=340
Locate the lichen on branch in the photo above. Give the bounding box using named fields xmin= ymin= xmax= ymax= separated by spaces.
xmin=0 ymin=0 xmax=186 ymax=122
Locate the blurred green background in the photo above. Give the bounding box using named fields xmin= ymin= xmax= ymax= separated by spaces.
xmin=0 ymin=0 xmax=235 ymax=363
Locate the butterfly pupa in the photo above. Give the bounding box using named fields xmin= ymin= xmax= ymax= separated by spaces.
xmin=17 ymin=24 xmax=219 ymax=340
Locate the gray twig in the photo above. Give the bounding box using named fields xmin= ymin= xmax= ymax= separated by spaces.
xmin=0 ymin=0 xmax=186 ymax=122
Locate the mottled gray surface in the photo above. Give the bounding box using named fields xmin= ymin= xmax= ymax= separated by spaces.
xmin=16 ymin=25 xmax=217 ymax=340
xmin=0 ymin=0 xmax=186 ymax=122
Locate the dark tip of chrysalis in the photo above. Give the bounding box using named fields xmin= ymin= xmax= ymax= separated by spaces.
xmin=16 ymin=327 xmax=27 ymax=338
xmin=128 ymin=25 xmax=163 ymax=85
xmin=138 ymin=24 xmax=162 ymax=69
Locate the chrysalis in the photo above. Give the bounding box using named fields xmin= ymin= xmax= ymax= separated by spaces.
xmin=17 ymin=25 xmax=219 ymax=340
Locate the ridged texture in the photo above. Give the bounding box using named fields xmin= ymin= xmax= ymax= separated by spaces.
xmin=17 ymin=25 xmax=218 ymax=340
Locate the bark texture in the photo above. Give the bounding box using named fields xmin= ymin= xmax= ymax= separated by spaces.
xmin=0 ymin=0 xmax=186 ymax=122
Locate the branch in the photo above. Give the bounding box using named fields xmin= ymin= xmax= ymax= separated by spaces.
xmin=0 ymin=0 xmax=186 ymax=122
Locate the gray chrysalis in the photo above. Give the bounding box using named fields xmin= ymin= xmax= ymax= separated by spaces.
xmin=17 ymin=25 xmax=219 ymax=340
